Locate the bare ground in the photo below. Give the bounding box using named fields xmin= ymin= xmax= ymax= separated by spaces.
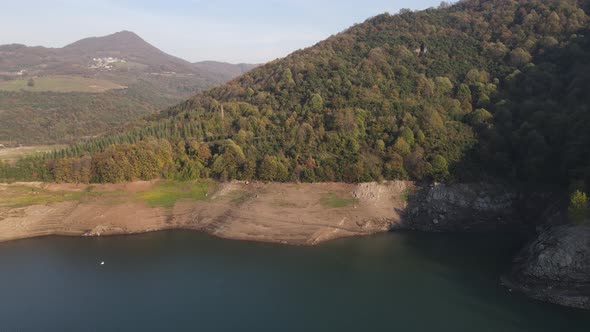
xmin=0 ymin=180 xmax=412 ymax=245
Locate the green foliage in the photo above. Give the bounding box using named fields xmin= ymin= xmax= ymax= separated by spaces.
xmin=568 ymin=190 xmax=589 ymax=225
xmin=320 ymin=192 xmax=359 ymax=208
xmin=0 ymin=185 xmax=86 ymax=208
xmin=258 ymin=156 xmax=289 ymax=182
xmin=309 ymin=94 xmax=324 ymax=113
xmin=0 ymin=72 xmax=218 ymax=145
xmin=0 ymin=88 xmax=174 ymax=145
xmin=471 ymin=108 xmax=493 ymax=126
xmin=91 ymin=139 xmax=173 ymax=183
xmin=4 ymin=0 xmax=590 ymax=189
xmin=393 ymin=137 xmax=411 ymax=157
xmin=137 ymin=180 xmax=212 ymax=208
xmin=431 ymin=155 xmax=449 ymax=181
xmin=510 ymin=48 xmax=533 ymax=67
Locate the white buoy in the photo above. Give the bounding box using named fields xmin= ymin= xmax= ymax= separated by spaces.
xmin=100 ymin=261 xmax=105 ymax=266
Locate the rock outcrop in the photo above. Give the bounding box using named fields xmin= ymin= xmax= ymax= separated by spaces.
xmin=504 ymin=225 xmax=590 ymax=309
xmin=395 ymin=182 xmax=521 ymax=232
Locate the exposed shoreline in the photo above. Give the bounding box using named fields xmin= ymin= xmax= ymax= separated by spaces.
xmin=3 ymin=179 xmax=588 ymax=310
xmin=0 ymin=180 xmax=413 ymax=246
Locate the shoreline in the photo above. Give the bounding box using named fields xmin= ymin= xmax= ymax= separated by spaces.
xmin=0 ymin=180 xmax=412 ymax=246
xmin=6 ymin=179 xmax=586 ymax=310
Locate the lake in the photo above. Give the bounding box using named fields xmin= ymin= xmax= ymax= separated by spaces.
xmin=0 ymin=231 xmax=588 ymax=331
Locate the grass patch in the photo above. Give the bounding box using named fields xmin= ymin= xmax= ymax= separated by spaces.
xmin=0 ymin=75 xmax=126 ymax=93
xmin=0 ymin=185 xmax=89 ymax=208
xmin=400 ymin=188 xmax=414 ymax=202
xmin=137 ymin=180 xmax=213 ymax=208
xmin=0 ymin=185 xmax=135 ymax=208
xmin=320 ymin=192 xmax=359 ymax=208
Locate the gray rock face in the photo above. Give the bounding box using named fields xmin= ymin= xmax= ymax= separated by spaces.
xmin=397 ymin=182 xmax=521 ymax=232
xmin=504 ymin=225 xmax=590 ymax=310
xmin=390 ymin=181 xmax=590 ymax=309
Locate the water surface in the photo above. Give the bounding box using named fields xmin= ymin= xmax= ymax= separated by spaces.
xmin=0 ymin=231 xmax=588 ymax=331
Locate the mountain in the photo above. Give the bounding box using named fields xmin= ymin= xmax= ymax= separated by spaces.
xmin=3 ymin=0 xmax=590 ymax=191
xmin=62 ymin=31 xmax=194 ymax=73
xmin=1 ymin=31 xmax=196 ymax=75
xmin=0 ymin=31 xmax=258 ymax=145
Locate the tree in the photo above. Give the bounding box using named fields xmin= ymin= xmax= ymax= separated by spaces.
xmin=27 ymin=78 xmax=35 ymax=87
xmin=5 ymin=0 xmax=590 ymax=189
xmin=568 ymin=191 xmax=588 ymax=225
xmin=431 ymin=155 xmax=449 ymax=181
xmin=258 ymin=155 xmax=289 ymax=181
xmin=439 ymin=1 xmax=451 ymax=9
xmin=280 ymin=68 xmax=296 ymax=88
xmin=393 ymin=137 xmax=411 ymax=156
xmin=510 ymin=48 xmax=532 ymax=67
xmin=309 ymin=94 xmax=324 ymax=113
xmin=211 ymin=140 xmax=246 ymax=180
xmin=471 ymin=108 xmax=493 ymax=126
xmin=434 ymin=77 xmax=453 ymax=95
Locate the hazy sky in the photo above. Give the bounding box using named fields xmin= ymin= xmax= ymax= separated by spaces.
xmin=0 ymin=0 xmax=443 ymax=63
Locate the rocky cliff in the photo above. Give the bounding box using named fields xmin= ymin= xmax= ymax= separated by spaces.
xmin=504 ymin=225 xmax=590 ymax=310
xmin=395 ymin=182 xmax=522 ymax=232
xmin=393 ymin=182 xmax=589 ymax=310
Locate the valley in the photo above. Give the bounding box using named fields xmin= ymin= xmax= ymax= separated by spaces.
xmin=0 ymin=31 xmax=258 ymax=146
xmin=0 ymin=75 xmax=126 ymax=93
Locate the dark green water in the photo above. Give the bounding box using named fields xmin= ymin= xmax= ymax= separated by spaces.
xmin=0 ymin=231 xmax=588 ymax=331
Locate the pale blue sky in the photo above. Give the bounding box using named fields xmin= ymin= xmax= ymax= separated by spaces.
xmin=1 ymin=0 xmax=443 ymax=63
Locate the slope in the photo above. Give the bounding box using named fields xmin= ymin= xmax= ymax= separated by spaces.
xmin=0 ymin=31 xmax=258 ymax=145
xmin=3 ymin=0 xmax=590 ymax=190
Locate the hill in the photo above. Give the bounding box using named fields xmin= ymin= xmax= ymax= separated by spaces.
xmin=3 ymin=0 xmax=590 ymax=190
xmin=2 ymin=30 xmax=200 ymax=76
xmin=0 ymin=31 xmax=258 ymax=145
xmin=61 ymin=31 xmax=194 ymax=73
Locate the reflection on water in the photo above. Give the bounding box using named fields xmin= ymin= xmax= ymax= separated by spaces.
xmin=0 ymin=231 xmax=588 ymax=331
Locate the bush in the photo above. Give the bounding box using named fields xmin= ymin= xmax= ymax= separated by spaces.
xmin=568 ymin=190 xmax=588 ymax=225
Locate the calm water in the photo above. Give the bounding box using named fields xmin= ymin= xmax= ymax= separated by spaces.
xmin=0 ymin=231 xmax=589 ymax=331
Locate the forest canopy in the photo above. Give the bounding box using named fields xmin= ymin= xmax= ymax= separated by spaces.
xmin=3 ymin=0 xmax=590 ymax=191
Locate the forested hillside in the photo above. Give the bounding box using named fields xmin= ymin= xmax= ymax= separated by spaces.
xmin=0 ymin=31 xmax=257 ymax=145
xmin=2 ymin=0 xmax=590 ymax=190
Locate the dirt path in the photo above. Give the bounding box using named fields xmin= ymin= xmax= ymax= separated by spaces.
xmin=0 ymin=180 xmax=412 ymax=245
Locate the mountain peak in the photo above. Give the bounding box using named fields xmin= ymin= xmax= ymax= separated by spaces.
xmin=63 ymin=30 xmax=150 ymax=51
xmin=103 ymin=30 xmax=145 ymax=43
xmin=112 ymin=30 xmax=139 ymax=37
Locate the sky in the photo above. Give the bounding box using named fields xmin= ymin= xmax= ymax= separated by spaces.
xmin=0 ymin=0 xmax=443 ymax=64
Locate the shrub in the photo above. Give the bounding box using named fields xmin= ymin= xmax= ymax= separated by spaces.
xmin=568 ymin=190 xmax=588 ymax=225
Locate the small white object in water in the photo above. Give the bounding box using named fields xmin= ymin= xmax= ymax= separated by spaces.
xmin=100 ymin=261 xmax=105 ymax=266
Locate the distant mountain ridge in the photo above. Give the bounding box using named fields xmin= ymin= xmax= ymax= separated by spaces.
xmin=0 ymin=31 xmax=257 ymax=79
xmin=0 ymin=31 xmax=259 ymax=145
xmin=62 ymin=31 xmax=194 ymax=73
